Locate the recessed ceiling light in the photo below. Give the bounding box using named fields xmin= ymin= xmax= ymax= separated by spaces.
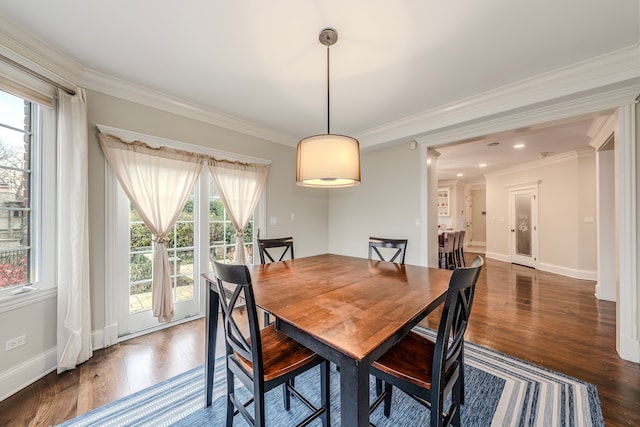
xmin=514 ymin=143 xmax=525 ymax=149
xmin=457 ymin=173 xmax=464 ymax=177
xmin=479 ymin=163 xmax=487 ymax=168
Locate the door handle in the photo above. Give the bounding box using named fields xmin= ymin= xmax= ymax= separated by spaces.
xmin=510 ymin=229 xmax=515 ymax=232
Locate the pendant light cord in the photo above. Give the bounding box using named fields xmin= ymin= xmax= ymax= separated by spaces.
xmin=327 ymin=37 xmax=331 ymax=135
xmin=326 ymin=40 xmax=331 ymax=135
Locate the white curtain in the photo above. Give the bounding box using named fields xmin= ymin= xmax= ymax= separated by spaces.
xmin=98 ymin=133 xmax=203 ymax=322
xmin=56 ymin=88 xmax=92 ymax=373
xmin=209 ymin=160 xmax=269 ymax=264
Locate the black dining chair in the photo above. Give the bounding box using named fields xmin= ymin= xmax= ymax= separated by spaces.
xmin=440 ymin=231 xmax=456 ymax=270
xmin=212 ymin=260 xmax=330 ymax=427
xmin=257 ymin=236 xmax=294 ymax=325
xmin=369 ymin=256 xmax=484 ymax=427
xmin=258 ymin=236 xmax=294 ymax=264
xmin=368 ymin=237 xmax=408 ymax=264
xmin=366 ymin=237 xmax=408 ymax=395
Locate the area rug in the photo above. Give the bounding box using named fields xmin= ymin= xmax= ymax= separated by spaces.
xmin=56 ymin=326 xmax=604 ymax=426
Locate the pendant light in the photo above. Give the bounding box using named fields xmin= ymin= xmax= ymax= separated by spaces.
xmin=296 ymin=28 xmax=361 ymax=188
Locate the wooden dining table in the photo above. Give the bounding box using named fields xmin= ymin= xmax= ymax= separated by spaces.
xmin=203 ymin=253 xmax=453 ymax=427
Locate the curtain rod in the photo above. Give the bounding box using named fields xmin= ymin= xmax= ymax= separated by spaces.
xmin=0 ymin=53 xmax=76 ymax=96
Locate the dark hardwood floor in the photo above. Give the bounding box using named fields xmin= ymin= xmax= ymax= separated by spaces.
xmin=1 ymin=254 xmax=638 ymax=426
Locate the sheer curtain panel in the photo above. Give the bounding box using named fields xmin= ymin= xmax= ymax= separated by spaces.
xmin=209 ymin=160 xmax=269 ymax=264
xmin=98 ymin=133 xmax=203 ymax=322
xmin=56 ymin=88 xmax=92 ymax=373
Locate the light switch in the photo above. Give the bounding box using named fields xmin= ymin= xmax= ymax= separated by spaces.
xmin=584 ymin=216 xmax=594 ymax=223
xmin=270 ymin=216 xmax=277 ymax=225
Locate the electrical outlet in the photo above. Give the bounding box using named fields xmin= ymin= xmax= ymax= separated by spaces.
xmin=5 ymin=335 xmax=26 ymax=351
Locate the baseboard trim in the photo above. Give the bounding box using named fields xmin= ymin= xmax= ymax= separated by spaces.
xmin=0 ymin=347 xmax=56 ymax=402
xmin=619 ymin=333 xmax=640 ymax=363
xmin=485 ymin=252 xmax=597 ymax=281
xmin=537 ymin=262 xmax=597 ymax=281
xmin=485 ymin=251 xmax=510 ymax=263
xmin=595 ymin=283 xmax=616 ymax=302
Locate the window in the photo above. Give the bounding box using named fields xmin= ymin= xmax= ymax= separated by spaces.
xmin=0 ymin=90 xmax=34 ymax=290
xmin=0 ymin=87 xmax=55 ymax=299
xmin=102 ymin=123 xmax=267 ymax=338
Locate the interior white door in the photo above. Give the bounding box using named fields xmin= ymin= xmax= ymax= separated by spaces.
xmin=465 ymin=195 xmax=473 ymax=249
xmin=509 ymin=188 xmax=538 ymax=268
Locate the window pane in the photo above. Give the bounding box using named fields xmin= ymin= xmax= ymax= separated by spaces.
xmin=208 ymin=175 xmax=256 ymax=264
xmin=175 ymin=221 xmax=194 ymax=247
xmin=0 ymin=89 xmax=31 ymax=289
xmin=0 ymin=91 xmax=28 ymax=129
xmin=128 ymin=187 xmax=195 ymax=311
xmin=0 ymin=248 xmax=28 ymax=287
xmin=174 ymin=249 xmax=194 ymax=302
xmin=0 ymin=128 xmax=28 ymax=170
xmin=130 ymin=222 xmax=152 ymax=252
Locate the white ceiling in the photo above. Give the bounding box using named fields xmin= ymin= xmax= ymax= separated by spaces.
xmin=0 ymin=1 xmax=638 ymax=182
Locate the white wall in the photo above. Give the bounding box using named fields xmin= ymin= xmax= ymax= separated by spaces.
xmin=328 ymin=143 xmax=424 ymax=265
xmin=485 ymin=150 xmax=597 ymax=279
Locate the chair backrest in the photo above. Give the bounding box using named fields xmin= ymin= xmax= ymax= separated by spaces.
xmin=432 ymin=256 xmax=484 ymax=391
xmin=368 ymin=237 xmax=408 ymax=264
xmin=452 ymin=230 xmax=461 ymax=252
xmin=457 ymin=229 xmax=466 ymax=249
xmin=212 ymin=260 xmax=264 ymax=383
xmin=443 ymin=231 xmax=455 ymax=253
xmin=257 ymin=237 xmax=294 ymax=264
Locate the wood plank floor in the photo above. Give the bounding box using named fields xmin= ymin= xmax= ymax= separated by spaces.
xmin=1 ymin=255 xmax=639 ymax=426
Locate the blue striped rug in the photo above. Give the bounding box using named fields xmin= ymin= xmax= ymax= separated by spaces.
xmin=57 ymin=327 xmax=604 ymax=426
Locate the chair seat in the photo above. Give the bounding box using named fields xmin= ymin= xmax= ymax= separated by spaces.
xmin=235 ymin=324 xmax=321 ymax=382
xmin=371 ymin=330 xmax=436 ymax=390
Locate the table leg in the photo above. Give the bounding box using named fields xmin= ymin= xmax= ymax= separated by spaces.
xmin=340 ymin=359 xmax=371 ymax=427
xmin=205 ymin=283 xmax=219 ymax=407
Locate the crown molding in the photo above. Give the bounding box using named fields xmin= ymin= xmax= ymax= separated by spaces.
xmin=588 ymin=113 xmax=617 ymax=151
xmin=0 ymin=15 xmax=83 ymax=88
xmin=84 ymin=68 xmax=297 ymax=146
xmin=484 ymin=149 xmax=593 ymax=179
xmin=363 ymin=44 xmax=640 ymax=148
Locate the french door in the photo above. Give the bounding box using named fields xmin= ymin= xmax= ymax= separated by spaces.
xmin=117 ymin=178 xmax=203 ymax=335
xmin=509 ymin=186 xmax=538 ymax=268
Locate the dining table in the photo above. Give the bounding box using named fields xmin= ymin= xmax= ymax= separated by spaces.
xmin=202 ymin=253 xmax=453 ymax=427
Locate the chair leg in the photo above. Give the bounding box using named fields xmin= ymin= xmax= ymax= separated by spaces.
xmin=320 ymin=361 xmax=330 ymax=427
xmin=460 ymin=350 xmax=465 ymax=405
xmin=226 ymin=370 xmax=235 ymax=426
xmin=447 ymin=252 xmax=455 ymax=270
xmin=283 ymin=380 xmax=292 ymax=410
xmin=452 ymin=375 xmax=463 ymax=426
xmin=383 ymin=382 xmax=393 ymax=418
xmin=430 ymin=388 xmax=444 ymax=427
xmin=264 ymin=311 xmax=271 ymax=326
